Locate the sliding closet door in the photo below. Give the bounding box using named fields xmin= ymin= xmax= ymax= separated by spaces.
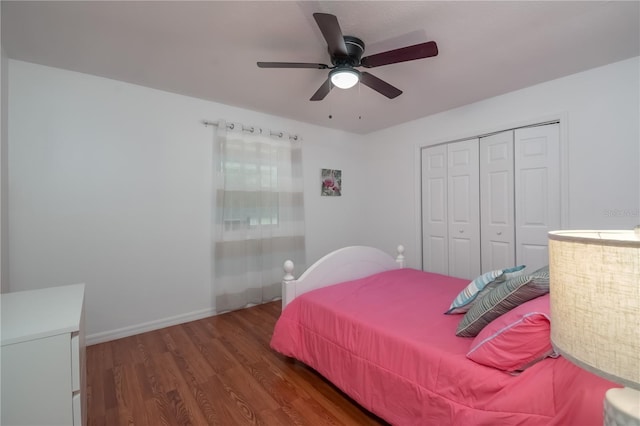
xmin=480 ymin=131 xmax=515 ymax=272
xmin=421 ymin=145 xmax=448 ymax=274
xmin=447 ymin=139 xmax=480 ymax=279
xmin=514 ymin=124 xmax=560 ymax=272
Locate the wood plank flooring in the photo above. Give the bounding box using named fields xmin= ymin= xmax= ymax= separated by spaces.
xmin=87 ymin=301 xmax=388 ymax=426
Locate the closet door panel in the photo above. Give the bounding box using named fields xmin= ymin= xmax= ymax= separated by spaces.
xmin=480 ymin=131 xmax=515 ymax=272
xmin=421 ymin=145 xmax=448 ymax=274
xmin=447 ymin=139 xmax=480 ymax=279
xmin=515 ymin=124 xmax=560 ymax=272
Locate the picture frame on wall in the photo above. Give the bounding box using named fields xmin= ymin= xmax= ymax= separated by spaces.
xmin=321 ymin=169 xmax=342 ymax=196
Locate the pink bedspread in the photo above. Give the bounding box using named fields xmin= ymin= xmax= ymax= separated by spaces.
xmin=271 ymin=268 xmax=616 ymax=426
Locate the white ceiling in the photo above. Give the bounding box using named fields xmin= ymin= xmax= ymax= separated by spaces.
xmin=2 ymin=1 xmax=639 ymax=134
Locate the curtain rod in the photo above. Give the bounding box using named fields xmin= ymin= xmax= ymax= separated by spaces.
xmin=203 ymin=120 xmax=299 ymax=141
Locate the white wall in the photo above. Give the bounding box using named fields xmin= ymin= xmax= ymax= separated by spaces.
xmin=1 ymin=45 xmax=8 ymax=294
xmin=0 ymin=7 xmax=5 ymax=422
xmin=363 ymin=57 xmax=640 ymax=268
xmin=8 ymin=60 xmax=368 ymax=342
xmin=9 ymin=57 xmax=639 ymax=342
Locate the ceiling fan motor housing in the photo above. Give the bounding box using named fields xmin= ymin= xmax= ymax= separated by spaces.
xmin=331 ymin=36 xmax=365 ymax=67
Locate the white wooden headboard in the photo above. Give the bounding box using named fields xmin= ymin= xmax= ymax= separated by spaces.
xmin=281 ymin=245 xmax=405 ymax=309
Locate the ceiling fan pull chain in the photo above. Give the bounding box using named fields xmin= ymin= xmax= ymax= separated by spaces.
xmin=358 ymin=80 xmax=362 ymax=120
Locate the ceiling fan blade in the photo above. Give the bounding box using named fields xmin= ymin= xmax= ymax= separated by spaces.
xmin=360 ymin=41 xmax=438 ymax=68
xmin=360 ymin=72 xmax=402 ymax=99
xmin=313 ymin=13 xmax=348 ymax=57
xmin=257 ymin=62 xmax=329 ymax=69
xmin=310 ymin=78 xmax=333 ymax=101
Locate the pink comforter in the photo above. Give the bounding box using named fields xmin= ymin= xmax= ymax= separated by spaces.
xmin=271 ymin=268 xmax=616 ymax=426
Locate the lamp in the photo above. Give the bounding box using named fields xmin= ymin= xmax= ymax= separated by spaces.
xmin=330 ymin=67 xmax=360 ymax=89
xmin=548 ymin=230 xmax=640 ymax=426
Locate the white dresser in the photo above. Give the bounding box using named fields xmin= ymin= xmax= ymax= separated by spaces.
xmin=1 ymin=284 xmax=86 ymax=426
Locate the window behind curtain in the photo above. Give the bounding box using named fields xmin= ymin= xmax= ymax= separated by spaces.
xmin=213 ymin=121 xmax=305 ymax=312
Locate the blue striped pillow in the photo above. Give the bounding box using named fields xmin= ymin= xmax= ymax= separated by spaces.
xmin=445 ymin=265 xmax=525 ymax=314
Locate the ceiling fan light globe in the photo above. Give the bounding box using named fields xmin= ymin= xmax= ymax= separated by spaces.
xmin=330 ymin=68 xmax=359 ymax=89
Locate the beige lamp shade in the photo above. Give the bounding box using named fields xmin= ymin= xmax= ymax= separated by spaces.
xmin=548 ymin=230 xmax=640 ymax=389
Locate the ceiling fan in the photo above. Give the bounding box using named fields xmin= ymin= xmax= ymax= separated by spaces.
xmin=257 ymin=13 xmax=439 ymax=101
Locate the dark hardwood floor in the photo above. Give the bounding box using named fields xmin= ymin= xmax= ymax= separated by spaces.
xmin=87 ymin=301 xmax=388 ymax=425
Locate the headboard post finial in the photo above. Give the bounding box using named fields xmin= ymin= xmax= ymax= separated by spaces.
xmin=282 ymin=260 xmax=296 ymax=309
xmin=396 ymin=245 xmax=405 ymax=268
xmin=283 ymin=260 xmax=295 ymax=282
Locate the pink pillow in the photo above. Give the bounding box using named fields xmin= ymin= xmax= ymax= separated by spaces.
xmin=466 ymin=294 xmax=556 ymax=372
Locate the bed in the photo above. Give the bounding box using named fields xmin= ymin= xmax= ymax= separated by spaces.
xmin=271 ymin=245 xmax=618 ymax=426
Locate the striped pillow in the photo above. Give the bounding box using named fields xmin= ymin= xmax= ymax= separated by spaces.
xmin=455 ymin=269 xmax=550 ymax=337
xmin=530 ymin=265 xmax=550 ymax=283
xmin=445 ymin=265 xmax=526 ymax=314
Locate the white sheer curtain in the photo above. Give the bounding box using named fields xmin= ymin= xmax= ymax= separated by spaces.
xmin=214 ymin=120 xmax=305 ymax=312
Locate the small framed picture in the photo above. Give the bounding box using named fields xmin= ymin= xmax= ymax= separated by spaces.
xmin=321 ymin=169 xmax=342 ymax=196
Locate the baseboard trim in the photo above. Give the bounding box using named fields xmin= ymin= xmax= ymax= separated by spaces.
xmin=86 ymin=307 xmax=218 ymax=345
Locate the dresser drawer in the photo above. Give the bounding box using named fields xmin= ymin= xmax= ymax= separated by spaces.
xmin=71 ymin=331 xmax=80 ymax=391
xmin=72 ymin=392 xmax=82 ymax=426
xmin=1 ymin=334 xmax=73 ymax=425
